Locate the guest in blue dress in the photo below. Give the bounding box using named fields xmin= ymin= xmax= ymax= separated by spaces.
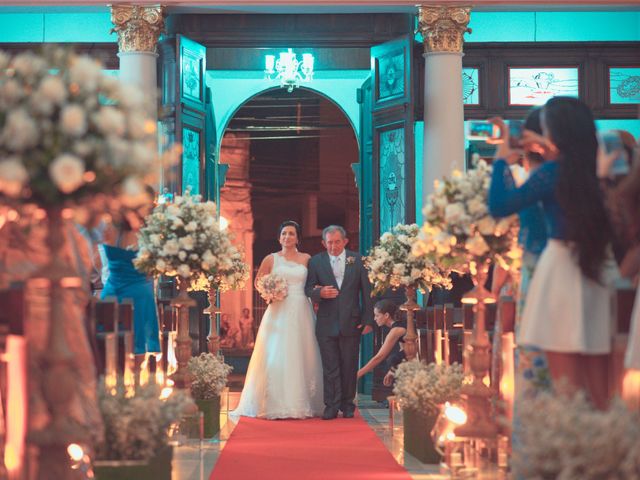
xmin=100 ymin=188 xmax=161 ymax=358
xmin=488 ymin=97 xmax=617 ymax=410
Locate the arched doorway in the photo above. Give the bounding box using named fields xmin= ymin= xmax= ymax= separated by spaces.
xmin=217 ymin=87 xmax=360 ymax=360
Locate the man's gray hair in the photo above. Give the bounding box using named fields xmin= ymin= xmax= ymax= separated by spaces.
xmin=322 ymin=225 xmax=347 ymax=240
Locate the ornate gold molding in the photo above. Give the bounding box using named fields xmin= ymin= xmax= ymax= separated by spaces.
xmin=110 ymin=4 xmax=165 ymax=54
xmin=417 ymin=5 xmax=471 ymax=54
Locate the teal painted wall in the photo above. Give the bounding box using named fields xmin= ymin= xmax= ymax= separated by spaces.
xmin=0 ymin=12 xmax=114 ymax=43
xmin=205 ymin=70 xmax=369 ymax=145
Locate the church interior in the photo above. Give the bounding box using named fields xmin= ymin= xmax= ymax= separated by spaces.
xmin=0 ymin=1 xmax=639 ymax=479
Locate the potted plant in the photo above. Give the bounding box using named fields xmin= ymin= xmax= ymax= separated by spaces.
xmin=393 ymin=360 xmax=464 ymax=464
xmin=187 ymin=352 xmax=233 ymax=437
xmin=94 ymin=382 xmax=194 ymax=480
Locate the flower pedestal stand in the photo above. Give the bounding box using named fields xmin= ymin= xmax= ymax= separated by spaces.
xmin=400 ymin=286 xmax=421 ymax=360
xmin=203 ymin=287 xmax=220 ymax=356
xmin=403 ymin=408 xmax=440 ymax=464
xmin=171 ymin=279 xmax=196 ymax=389
xmin=94 ymin=445 xmax=173 ymax=480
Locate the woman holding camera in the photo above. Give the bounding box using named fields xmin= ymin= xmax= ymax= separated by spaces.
xmin=488 ymin=97 xmax=617 ymax=409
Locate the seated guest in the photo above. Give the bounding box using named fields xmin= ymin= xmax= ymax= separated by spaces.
xmin=100 ymin=186 xmax=161 ymax=367
xmin=357 ymin=299 xmax=406 ymax=384
xmin=488 ymin=97 xmax=617 ymax=410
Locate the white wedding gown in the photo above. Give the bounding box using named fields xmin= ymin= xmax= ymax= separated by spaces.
xmin=230 ymin=254 xmax=324 ymax=420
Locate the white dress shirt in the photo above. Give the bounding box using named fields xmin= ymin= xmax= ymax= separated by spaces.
xmin=330 ymin=250 xmax=346 ymax=288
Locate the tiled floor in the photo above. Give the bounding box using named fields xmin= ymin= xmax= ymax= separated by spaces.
xmin=172 ymin=392 xmax=455 ymax=480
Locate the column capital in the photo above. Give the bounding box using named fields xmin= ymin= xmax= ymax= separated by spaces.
xmin=110 ymin=4 xmax=165 ymax=54
xmin=417 ymin=5 xmax=471 ymax=54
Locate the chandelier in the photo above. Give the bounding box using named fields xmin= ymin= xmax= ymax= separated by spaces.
xmin=264 ymin=48 xmax=314 ymax=93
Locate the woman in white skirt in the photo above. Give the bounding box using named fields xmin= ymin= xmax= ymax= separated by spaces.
xmin=488 ymin=96 xmax=617 ymax=409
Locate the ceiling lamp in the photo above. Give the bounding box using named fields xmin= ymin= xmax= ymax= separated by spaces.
xmin=264 ymin=48 xmax=314 ymax=93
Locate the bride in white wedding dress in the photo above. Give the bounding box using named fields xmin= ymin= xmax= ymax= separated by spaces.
xmin=230 ymin=221 xmax=324 ymax=420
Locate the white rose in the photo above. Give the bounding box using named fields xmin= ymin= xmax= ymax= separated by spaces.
xmin=177 ymin=264 xmax=191 ymax=278
xmin=1 ymin=79 xmax=23 ymax=105
xmin=149 ymin=234 xmax=161 ymax=246
xmin=185 ymin=221 xmax=198 ymax=232
xmin=155 ymin=259 xmax=166 ymax=272
xmin=0 ymin=157 xmax=28 ymax=197
xmin=202 ymin=250 xmax=216 ymax=265
xmin=190 ymin=253 xmax=199 ymax=260
xmin=60 ymin=105 xmax=87 ymax=137
xmin=465 ymin=235 xmax=490 ymax=257
xmin=467 ymin=197 xmax=487 ymax=218
xmin=2 ymin=109 xmax=39 ymax=151
xmin=380 ymin=232 xmax=393 ymax=243
xmin=178 ymin=251 xmax=187 ymax=261
xmin=69 ymin=56 xmax=102 ymax=92
xmin=167 ymin=205 xmax=180 ymax=217
xmin=444 ymin=203 xmax=466 ymax=226
xmin=93 ymin=107 xmax=125 ymax=136
xmin=163 ymin=239 xmax=180 ymax=256
xmin=171 ymin=218 xmax=184 ymax=230
xmin=38 ymin=76 xmax=67 ymax=105
xmin=476 ymin=216 xmax=496 ymax=236
xmin=179 ymin=235 xmax=195 ymax=251
xmin=49 ymin=154 xmax=85 ymax=194
xmin=12 ymin=52 xmax=46 ymax=77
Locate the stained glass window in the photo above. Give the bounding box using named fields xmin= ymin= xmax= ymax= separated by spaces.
xmin=379 ymin=127 xmax=405 ymax=233
xmin=463 ymin=68 xmax=479 ymax=105
xmin=377 ymin=51 xmax=405 ymax=101
xmin=182 ymin=127 xmax=200 ymax=195
xmin=609 ymin=67 xmax=640 ymax=104
xmin=509 ymin=67 xmax=579 ymax=106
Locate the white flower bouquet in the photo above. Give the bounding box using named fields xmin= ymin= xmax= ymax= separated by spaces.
xmin=393 ymin=360 xmax=464 ymax=415
xmin=413 ymin=158 xmax=520 ymax=274
xmin=256 ymin=272 xmax=288 ymax=304
xmin=514 ymin=390 xmax=640 ymax=479
xmin=364 ymin=223 xmax=452 ymax=296
xmin=0 ymin=48 xmax=158 ymax=209
xmin=96 ymin=382 xmax=194 ymax=461
xmin=134 ymin=192 xmax=249 ymax=291
xmin=188 ymin=352 xmax=233 ymax=400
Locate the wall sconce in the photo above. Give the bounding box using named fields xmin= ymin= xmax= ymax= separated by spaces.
xmin=264 ymin=48 xmax=314 ymax=93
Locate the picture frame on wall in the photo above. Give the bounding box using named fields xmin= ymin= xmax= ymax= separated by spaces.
xmin=608 ymin=66 xmax=640 ymax=105
xmin=508 ymin=66 xmax=580 ymax=106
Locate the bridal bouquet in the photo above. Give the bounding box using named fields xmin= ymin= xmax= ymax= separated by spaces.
xmin=413 ymin=158 xmax=521 ymax=274
xmin=393 ymin=360 xmax=464 ymax=415
xmin=134 ymin=192 xmax=249 ymax=291
xmin=0 ymin=48 xmax=159 ymax=211
xmin=514 ymin=390 xmax=640 ymax=479
xmin=256 ymin=272 xmax=288 ymax=304
xmin=364 ymin=223 xmax=452 ymax=296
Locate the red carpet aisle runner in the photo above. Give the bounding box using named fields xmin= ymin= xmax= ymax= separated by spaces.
xmin=210 ymin=412 xmax=412 ymax=480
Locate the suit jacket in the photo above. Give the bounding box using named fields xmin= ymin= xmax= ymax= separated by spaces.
xmin=304 ymin=250 xmax=374 ymax=337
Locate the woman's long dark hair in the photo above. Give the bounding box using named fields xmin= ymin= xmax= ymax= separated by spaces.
xmin=543 ymin=97 xmax=612 ymax=281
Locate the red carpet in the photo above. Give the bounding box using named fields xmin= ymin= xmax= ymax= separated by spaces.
xmin=210 ymin=412 xmax=412 ymax=480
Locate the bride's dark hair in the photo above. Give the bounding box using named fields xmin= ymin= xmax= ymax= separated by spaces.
xmin=278 ymin=220 xmax=302 ymax=246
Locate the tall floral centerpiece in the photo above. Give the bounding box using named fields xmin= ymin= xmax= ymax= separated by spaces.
xmin=187 ymin=353 xmax=233 ymax=437
xmin=0 ymin=48 xmax=158 ymax=477
xmin=134 ymin=192 xmax=249 ymax=386
xmin=365 ymin=223 xmax=452 ymax=360
xmin=94 ymin=383 xmax=194 ymax=480
xmin=413 ymin=159 xmax=520 ymax=440
xmin=393 ymin=360 xmax=464 ymax=463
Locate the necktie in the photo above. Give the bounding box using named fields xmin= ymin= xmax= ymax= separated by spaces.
xmin=331 ymin=256 xmax=343 ymax=288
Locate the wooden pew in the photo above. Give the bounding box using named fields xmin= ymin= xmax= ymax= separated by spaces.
xmin=609 ymin=285 xmax=637 ymax=403
xmin=117 ymin=299 xmax=134 ymax=382
xmin=94 ymin=298 xmax=118 ymax=385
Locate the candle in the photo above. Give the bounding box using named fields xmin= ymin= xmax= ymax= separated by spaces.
xmin=498 ymin=452 xmax=508 ymax=468
xmin=451 ymin=452 xmax=463 ymax=467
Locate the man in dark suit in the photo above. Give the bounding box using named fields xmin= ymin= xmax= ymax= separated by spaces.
xmin=304 ymin=225 xmax=374 ymax=420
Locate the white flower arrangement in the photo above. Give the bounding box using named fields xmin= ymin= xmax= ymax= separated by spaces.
xmin=514 ymin=390 xmax=640 ymax=479
xmin=256 ymin=272 xmax=288 ymax=304
xmin=188 ymin=352 xmax=233 ymax=400
xmin=96 ymin=382 xmax=194 ymax=461
xmin=393 ymin=360 xmax=464 ymax=415
xmin=365 ymin=223 xmax=452 ymax=296
xmin=134 ymin=192 xmax=249 ymax=291
xmin=413 ymin=159 xmax=521 ymax=274
xmin=0 ymin=48 xmax=158 ymax=208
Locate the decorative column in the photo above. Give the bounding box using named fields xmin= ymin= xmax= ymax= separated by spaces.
xmin=418 ymin=5 xmax=471 ymax=199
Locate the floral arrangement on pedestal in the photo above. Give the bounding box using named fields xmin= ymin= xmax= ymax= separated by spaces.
xmin=0 ymin=48 xmax=158 ymax=210
xmin=514 ymin=390 xmax=640 ymax=479
xmin=364 ymin=223 xmax=452 ymax=296
xmin=412 ymin=159 xmax=521 ymax=275
xmin=133 ymin=192 xmax=248 ymax=290
xmin=256 ymin=272 xmax=288 ymax=304
xmin=96 ymin=382 xmax=194 ymax=462
xmin=187 ymin=352 xmax=233 ymax=437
